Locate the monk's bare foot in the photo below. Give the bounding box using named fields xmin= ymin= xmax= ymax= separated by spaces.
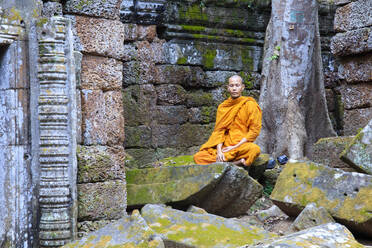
xmin=232 ymin=158 xmax=246 ymax=167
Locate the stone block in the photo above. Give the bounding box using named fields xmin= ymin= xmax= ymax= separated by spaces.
xmin=126 ymin=163 xmax=228 ymax=207
xmin=135 ymin=39 xmax=166 ymax=64
xmin=165 ymin=41 xmax=261 ymax=71
xmin=80 ymin=55 xmax=123 ymax=91
xmin=123 ymin=60 xmax=159 ymax=85
xmin=141 ymin=204 xmax=277 ymax=248
xmin=338 ymin=53 xmax=372 ymax=83
xmin=42 ymin=1 xmax=62 ymax=17
xmin=310 ymin=136 xmax=355 ymax=170
xmin=256 ymin=205 xmax=288 ymax=222
xmin=344 ymin=107 xmax=372 ymax=135
xmin=156 ymin=65 xmax=205 ymax=87
xmin=78 ymin=181 xmax=126 ymax=221
xmin=245 ymin=223 xmax=364 ymax=248
xmin=188 ymin=106 xmax=217 ymax=124
xmin=341 ymin=119 xmax=372 ymax=174
xmin=122 ymin=84 xmax=157 ymax=126
xmin=75 ymin=16 xmax=125 ymax=59
xmin=337 ymin=83 xmax=372 ymax=110
xmin=125 ymin=148 xmax=157 ymax=166
xmin=65 ymin=210 xmax=164 ymax=248
xmin=325 ymin=89 xmax=335 ymax=112
xmin=291 ymin=203 xmax=335 ymax=231
xmin=331 ymin=27 xmax=372 ymax=56
xmin=270 ymin=161 xmax=372 ymax=237
xmin=155 ymin=84 xmax=187 ymax=105
xmin=186 ymin=90 xmax=215 ymax=107
xmin=81 ymin=90 xmax=124 ymax=145
xmin=77 ymin=219 xmax=115 ymax=238
xmin=334 ymin=0 xmax=372 ymax=32
xmin=64 ymin=0 xmax=121 ymax=19
xmin=153 ymin=105 xmax=188 ymax=125
xmin=124 ymin=125 xmax=152 ymax=148
xmin=77 ymin=145 xmax=126 ymax=183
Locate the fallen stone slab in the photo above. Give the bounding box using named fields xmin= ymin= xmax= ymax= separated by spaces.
xmin=270 ymin=161 xmax=372 ymax=237
xmin=241 ymin=223 xmax=365 ymax=248
xmin=127 ymin=163 xmax=263 ymax=217
xmin=63 ymin=210 xmax=164 ymax=248
xmin=310 ymin=136 xmax=355 ymax=171
xmin=141 ymin=204 xmax=277 ymax=248
xmin=256 ymin=205 xmax=288 ymax=223
xmin=126 ymin=163 xmax=228 ymax=208
xmin=341 ymin=118 xmax=372 ymax=175
xmin=291 ymin=202 xmax=335 ymax=231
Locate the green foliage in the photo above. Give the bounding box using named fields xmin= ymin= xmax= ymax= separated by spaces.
xmin=263 ymin=180 xmax=274 ymax=197
xmin=269 ymin=45 xmax=281 ymax=61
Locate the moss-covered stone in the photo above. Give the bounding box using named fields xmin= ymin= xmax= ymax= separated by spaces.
xmin=248 ymin=153 xmax=270 ymax=179
xmin=124 ymin=125 xmax=152 ymax=148
xmin=78 ymin=181 xmax=126 ymax=221
xmin=340 ymin=119 xmax=372 ymax=174
xmin=126 ymin=163 xmax=227 ymax=207
xmin=63 ymin=210 xmax=164 ymax=248
xmin=244 ymin=223 xmax=364 ymax=248
xmin=310 ymin=136 xmax=355 ymax=171
xmin=270 ymin=161 xmax=372 ymax=237
xmin=77 ymin=145 xmax=125 ymax=183
xmin=141 ymin=204 xmax=277 ymax=248
xmin=291 ymin=203 xmax=335 ymax=232
xmin=186 ymin=90 xmax=215 ymax=107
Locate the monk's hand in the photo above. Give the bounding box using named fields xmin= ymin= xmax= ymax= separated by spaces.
xmin=221 ymin=145 xmax=237 ymax=153
xmin=216 ymin=150 xmax=226 ymax=162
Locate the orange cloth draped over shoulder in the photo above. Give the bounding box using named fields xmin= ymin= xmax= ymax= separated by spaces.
xmin=193 ymin=96 xmax=262 ymax=166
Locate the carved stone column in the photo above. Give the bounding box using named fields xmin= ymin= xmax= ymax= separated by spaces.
xmin=37 ymin=16 xmax=77 ymax=247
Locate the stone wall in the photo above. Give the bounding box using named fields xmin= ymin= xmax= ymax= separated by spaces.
xmin=58 ymin=0 xmax=127 ymax=238
xmin=121 ymin=0 xmax=341 ymax=165
xmin=331 ymin=0 xmax=372 ymax=136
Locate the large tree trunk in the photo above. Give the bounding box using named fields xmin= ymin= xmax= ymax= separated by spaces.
xmin=257 ymin=0 xmax=336 ymax=160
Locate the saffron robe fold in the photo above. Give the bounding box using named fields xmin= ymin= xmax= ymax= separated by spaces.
xmin=194 ymin=96 xmax=262 ymax=166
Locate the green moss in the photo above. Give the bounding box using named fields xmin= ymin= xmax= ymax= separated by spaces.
xmin=36 ymin=17 xmax=48 ymax=27
xmin=239 ymin=71 xmax=255 ymax=89
xmin=177 ymin=56 xmax=187 ymax=65
xmin=241 ymin=48 xmax=253 ymax=70
xmin=180 ymin=3 xmax=208 ymax=22
xmin=180 ymin=25 xmax=206 ymax=32
xmin=157 ymin=155 xmax=195 ymax=167
xmin=202 ymin=48 xmax=217 ymax=69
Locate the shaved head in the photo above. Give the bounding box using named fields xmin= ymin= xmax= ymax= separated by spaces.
xmin=228 ymin=75 xmax=243 ymax=85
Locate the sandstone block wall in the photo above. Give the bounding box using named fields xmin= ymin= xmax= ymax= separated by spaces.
xmin=60 ymin=0 xmax=127 ymax=237
xmin=331 ymin=0 xmax=372 ymax=135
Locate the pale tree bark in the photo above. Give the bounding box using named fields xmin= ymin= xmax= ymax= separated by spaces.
xmin=257 ymin=0 xmax=336 ymax=160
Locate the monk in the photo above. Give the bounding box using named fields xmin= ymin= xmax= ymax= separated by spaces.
xmin=194 ymin=75 xmax=262 ymax=167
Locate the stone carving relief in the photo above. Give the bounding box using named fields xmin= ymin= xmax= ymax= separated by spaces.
xmin=120 ymin=0 xmax=166 ymax=24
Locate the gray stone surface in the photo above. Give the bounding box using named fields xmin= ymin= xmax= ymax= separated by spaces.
xmin=64 ymin=210 xmax=164 ymax=248
xmin=141 ymin=204 xmax=277 ymax=248
xmin=256 ymin=205 xmax=288 ymax=222
xmin=243 ymin=223 xmax=364 ymax=248
xmin=337 ymin=84 xmax=372 ymax=110
xmin=331 ymin=27 xmax=372 ymax=56
xmin=153 ymin=105 xmax=188 ymax=125
xmin=156 ymin=65 xmax=205 ymax=87
xmin=334 ymin=0 xmax=372 ymax=32
xmin=338 ymin=53 xmax=372 ymax=83
xmin=270 ymin=161 xmax=372 ymax=237
xmin=291 ymin=203 xmax=335 ymax=231
xmin=124 ymin=125 xmax=152 ymax=148
xmin=78 ymin=181 xmax=126 ymax=221
xmin=42 ymin=1 xmax=62 ymax=17
xmin=64 ymin=0 xmax=121 ymax=19
xmin=155 ymin=84 xmax=187 ymax=105
xmin=341 ymin=118 xmax=372 ymax=174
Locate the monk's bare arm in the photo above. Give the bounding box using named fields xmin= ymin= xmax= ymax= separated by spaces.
xmin=216 ymin=143 xmax=226 ymax=162
xmin=221 ymin=137 xmax=247 ymax=152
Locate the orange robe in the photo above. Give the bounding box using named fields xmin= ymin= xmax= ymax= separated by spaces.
xmin=194 ymin=96 xmax=262 ymax=166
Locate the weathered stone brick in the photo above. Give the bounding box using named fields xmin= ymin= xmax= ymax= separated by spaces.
xmin=154 ymin=106 xmax=188 ymax=125
xmin=156 ymin=84 xmax=187 ymax=105
xmin=124 ymin=125 xmax=152 ymax=148
xmin=124 ymin=24 xmax=157 ymax=41
xmin=188 ymin=107 xmax=217 ymax=124
xmin=331 ymin=27 xmax=372 ymax=56
xmin=77 ymin=145 xmax=126 ymax=183
xmin=156 ymin=65 xmax=205 ymax=87
xmin=81 ymin=90 xmax=124 ymax=145
xmin=338 ymin=53 xmax=372 ymax=83
xmin=337 ymin=83 xmax=372 ymax=110
xmin=64 ymin=0 xmax=121 ymax=19
xmin=123 ymin=61 xmax=159 ymax=86
xmin=325 ymin=89 xmax=335 ymax=112
xmin=125 ymin=148 xmax=157 ymax=165
xmin=75 ymin=16 xmax=125 ymax=59
xmin=78 ymin=181 xmax=126 ymax=221
xmin=334 ymin=0 xmax=372 ymax=32
xmin=135 ymin=39 xmax=166 ymax=64
xmin=80 ymin=55 xmax=123 ymax=91
xmin=343 ymin=107 xmax=372 ymax=135
xmin=122 ymin=84 xmax=157 ymax=126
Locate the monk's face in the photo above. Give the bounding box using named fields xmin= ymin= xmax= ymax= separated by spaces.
xmin=227 ymin=77 xmax=244 ymax=99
